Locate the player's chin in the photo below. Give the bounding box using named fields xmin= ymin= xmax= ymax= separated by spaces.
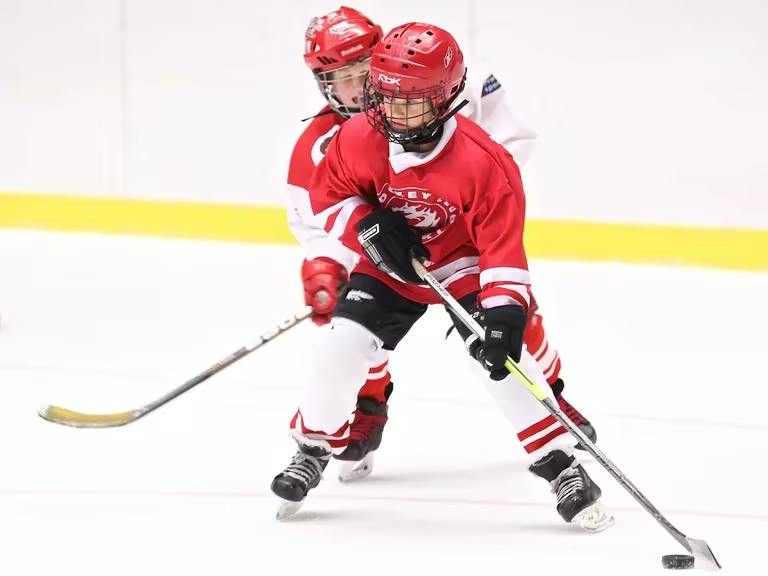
xmin=388 ymin=120 xmax=411 ymax=131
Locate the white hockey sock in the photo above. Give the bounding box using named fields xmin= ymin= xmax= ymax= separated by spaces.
xmin=472 ymin=348 xmax=577 ymax=462
xmin=299 ymin=317 xmax=383 ymax=435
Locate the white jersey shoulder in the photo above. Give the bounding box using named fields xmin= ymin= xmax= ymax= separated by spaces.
xmin=457 ymin=62 xmax=538 ymax=166
xmin=285 ymin=111 xmax=359 ymax=272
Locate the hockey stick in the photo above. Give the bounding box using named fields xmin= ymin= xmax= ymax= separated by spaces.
xmin=38 ymin=305 xmax=314 ymax=429
xmin=412 ymin=259 xmax=721 ymax=570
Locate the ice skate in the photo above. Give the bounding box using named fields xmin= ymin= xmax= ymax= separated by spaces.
xmin=335 ymin=396 xmax=388 ymax=483
xmin=530 ymin=449 xmax=615 ymax=532
xmin=551 ymin=379 xmax=598 ymax=450
xmin=338 ymin=452 xmax=375 ymax=483
xmin=271 ymin=432 xmax=331 ymax=519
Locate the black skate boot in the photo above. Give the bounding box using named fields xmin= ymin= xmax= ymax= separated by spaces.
xmin=335 ymin=388 xmax=390 ymax=483
xmin=529 ymin=449 xmax=614 ymax=532
xmin=551 ymin=379 xmax=597 ymax=450
xmin=271 ymin=435 xmax=331 ymax=519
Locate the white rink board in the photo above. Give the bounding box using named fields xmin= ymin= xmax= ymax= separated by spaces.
xmin=1 ymin=0 xmax=768 ymax=228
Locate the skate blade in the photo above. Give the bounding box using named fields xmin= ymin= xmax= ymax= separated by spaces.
xmin=275 ymin=498 xmax=304 ymax=520
xmin=573 ymin=500 xmax=615 ymax=533
xmin=338 ymin=453 xmax=374 ymax=483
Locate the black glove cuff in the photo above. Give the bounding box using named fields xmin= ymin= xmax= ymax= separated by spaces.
xmin=483 ymin=305 xmax=528 ymax=333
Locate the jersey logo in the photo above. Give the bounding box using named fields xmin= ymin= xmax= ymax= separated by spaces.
xmin=481 ymin=74 xmax=502 ymax=97
xmin=391 ymin=203 xmax=441 ymax=228
xmin=378 ymin=184 xmax=458 ymax=243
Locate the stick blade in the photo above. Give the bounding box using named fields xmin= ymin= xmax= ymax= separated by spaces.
xmin=686 ymin=537 xmax=722 ymax=570
xmin=38 ymin=405 xmax=136 ymax=428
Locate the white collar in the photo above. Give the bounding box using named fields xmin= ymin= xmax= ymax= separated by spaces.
xmin=388 ymin=116 xmax=458 ymax=174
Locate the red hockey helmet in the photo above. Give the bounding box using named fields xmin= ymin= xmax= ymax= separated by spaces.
xmin=364 ymin=22 xmax=467 ymax=145
xmin=303 ymin=7 xmax=384 ymax=118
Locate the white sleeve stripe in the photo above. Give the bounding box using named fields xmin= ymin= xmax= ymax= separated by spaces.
xmin=309 ymin=196 xmax=368 ymax=239
xmin=286 ymin=184 xmax=328 ymax=247
xmin=495 ymin=283 xmax=531 ymax=293
xmin=480 ymin=267 xmax=531 ymax=286
xmin=429 ymin=256 xmax=480 ymax=282
xmin=479 ymin=295 xmax=520 ymax=309
xmin=480 ymin=285 xmax=530 ymax=307
xmin=441 ymin=266 xmax=480 ymax=288
xmin=327 ymin=201 xmax=364 ymax=242
xmin=504 ymin=285 xmax=531 ymax=305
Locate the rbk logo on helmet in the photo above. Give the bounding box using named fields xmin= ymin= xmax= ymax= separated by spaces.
xmin=363 ymin=22 xmax=467 ymax=145
xmin=378 ymin=74 xmax=400 ymax=86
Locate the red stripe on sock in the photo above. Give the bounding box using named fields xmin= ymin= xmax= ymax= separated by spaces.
xmin=358 ymin=372 xmax=391 ymax=402
xmin=544 ymin=356 xmax=562 ymax=385
xmin=289 ymin=410 xmax=351 ymax=449
xmin=368 ymin=360 xmax=388 ymax=374
xmin=517 ymin=414 xmax=558 ymax=442
xmin=524 ymin=426 xmax=568 ymax=454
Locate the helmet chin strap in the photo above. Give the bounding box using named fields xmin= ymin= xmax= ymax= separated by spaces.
xmin=394 ymin=98 xmax=470 ymax=146
xmin=300 ymin=107 xmax=340 ymax=123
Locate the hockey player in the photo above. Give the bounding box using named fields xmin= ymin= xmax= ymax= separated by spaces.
xmin=286 ymin=6 xmax=596 ymax=483
xmin=273 ymin=21 xmax=614 ymax=533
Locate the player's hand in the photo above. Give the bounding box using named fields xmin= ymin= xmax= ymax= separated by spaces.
xmin=355 ymin=208 xmax=430 ymax=285
xmin=301 ymin=258 xmax=349 ymax=326
xmin=471 ymin=305 xmax=528 ymax=380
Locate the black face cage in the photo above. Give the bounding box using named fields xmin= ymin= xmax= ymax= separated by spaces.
xmin=363 ymin=72 xmax=466 ymax=145
xmin=313 ymin=58 xmax=370 ymax=119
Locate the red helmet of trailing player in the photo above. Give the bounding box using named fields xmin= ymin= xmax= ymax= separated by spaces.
xmin=303 ymin=6 xmax=384 ymax=118
xmin=364 ymin=22 xmax=467 ymax=145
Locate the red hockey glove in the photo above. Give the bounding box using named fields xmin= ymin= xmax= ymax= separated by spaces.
xmin=301 ymin=258 xmax=349 ymax=326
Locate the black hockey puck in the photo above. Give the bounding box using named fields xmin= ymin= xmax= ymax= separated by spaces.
xmin=662 ymin=554 xmax=695 ymax=569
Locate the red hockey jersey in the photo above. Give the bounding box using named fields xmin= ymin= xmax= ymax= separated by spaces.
xmin=285 ymin=69 xmax=537 ymax=276
xmin=305 ymin=113 xmax=532 ymax=310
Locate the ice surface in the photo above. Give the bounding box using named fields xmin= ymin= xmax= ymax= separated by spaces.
xmin=1 ymin=229 xmax=766 ymax=575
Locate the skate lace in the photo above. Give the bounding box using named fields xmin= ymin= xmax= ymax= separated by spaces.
xmin=553 ymin=465 xmax=584 ymax=505
xmin=349 ymin=411 xmax=385 ymax=443
xmin=284 ymin=452 xmax=326 ymax=485
xmin=558 ymin=397 xmax=584 ymax=426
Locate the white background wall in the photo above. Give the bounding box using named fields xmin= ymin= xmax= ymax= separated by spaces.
xmin=1 ymin=0 xmax=767 ymax=227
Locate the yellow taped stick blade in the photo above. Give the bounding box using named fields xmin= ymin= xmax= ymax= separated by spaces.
xmin=38 ymin=405 xmax=136 ymax=428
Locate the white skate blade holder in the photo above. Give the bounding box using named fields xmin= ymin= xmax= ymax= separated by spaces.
xmin=276 ymin=498 xmax=305 ymax=520
xmin=574 ymin=501 xmax=615 ymax=533
xmin=338 ymin=452 xmax=375 ymax=483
